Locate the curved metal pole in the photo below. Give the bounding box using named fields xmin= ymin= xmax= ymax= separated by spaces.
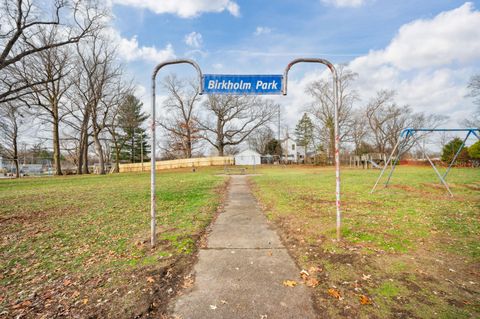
xmin=283 ymin=58 xmax=341 ymax=240
xmin=151 ymin=59 xmax=203 ymax=248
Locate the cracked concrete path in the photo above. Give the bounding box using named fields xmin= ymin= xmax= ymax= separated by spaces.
xmin=172 ymin=175 xmax=317 ymax=319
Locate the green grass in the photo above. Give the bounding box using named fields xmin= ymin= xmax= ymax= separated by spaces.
xmin=251 ymin=165 xmax=480 ymax=318
xmin=0 ymin=169 xmax=226 ymax=317
xmin=252 ymin=166 xmax=480 ymax=258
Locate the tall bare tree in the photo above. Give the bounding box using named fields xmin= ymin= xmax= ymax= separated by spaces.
xmin=18 ymin=29 xmax=74 ymax=175
xmin=464 ymin=74 xmax=480 ymax=129
xmin=247 ymin=126 xmax=275 ymax=155
xmin=199 ymin=95 xmax=277 ymax=156
xmin=73 ymin=34 xmax=123 ymax=174
xmin=0 ymin=0 xmax=104 ymax=103
xmin=158 ymin=75 xmax=202 ymax=159
xmin=307 ymin=65 xmax=358 ymax=160
xmin=350 ymin=108 xmax=369 ymax=155
xmin=105 ymin=84 xmax=132 ymax=172
xmin=365 ymin=90 xmax=447 ymax=154
xmin=0 ymin=101 xmax=28 ymax=177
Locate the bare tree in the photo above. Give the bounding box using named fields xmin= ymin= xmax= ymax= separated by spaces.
xmin=158 ymin=75 xmax=202 ymax=159
xmin=350 ymin=108 xmax=369 ymax=155
xmin=73 ymin=34 xmax=123 ymax=174
xmin=105 ymin=84 xmax=132 ymax=172
xmin=0 ymin=0 xmax=104 ymax=103
xmin=307 ymin=65 xmax=358 ymax=161
xmin=365 ymin=90 xmax=447 ymax=154
xmin=0 ymin=101 xmax=28 ymax=177
xmin=199 ymin=95 xmax=277 ymax=156
xmin=17 ymin=29 xmax=74 ymax=175
xmin=464 ymin=74 xmax=480 ymax=128
xmin=247 ymin=126 xmax=275 ymax=155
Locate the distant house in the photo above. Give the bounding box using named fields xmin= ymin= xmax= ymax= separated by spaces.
xmin=281 ymin=137 xmax=297 ymax=163
xmin=234 ymin=149 xmax=261 ymax=166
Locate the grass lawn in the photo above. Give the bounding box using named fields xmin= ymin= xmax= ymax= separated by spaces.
xmin=0 ymin=169 xmax=226 ymax=318
xmin=251 ymin=166 xmax=480 ymax=319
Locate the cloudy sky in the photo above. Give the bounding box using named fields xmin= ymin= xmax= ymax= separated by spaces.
xmin=107 ymin=0 xmax=480 ymax=135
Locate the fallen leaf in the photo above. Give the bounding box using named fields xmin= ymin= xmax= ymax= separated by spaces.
xmin=210 ymin=305 xmax=217 ymax=310
xmin=359 ymin=295 xmax=372 ymax=305
xmin=300 ymin=270 xmax=310 ymax=280
xmin=306 ymin=278 xmax=319 ymax=288
xmin=220 ymin=300 xmax=228 ymax=304
xmin=309 ymin=266 xmax=322 ymax=273
xmin=147 ymin=276 xmax=155 ymax=283
xmin=82 ymin=298 xmax=89 ymax=305
xmin=12 ymin=300 xmax=32 ymax=309
xmin=362 ymin=274 xmax=371 ymax=280
xmin=328 ymin=288 xmax=341 ymax=299
xmin=283 ymin=280 xmax=297 ymax=287
xmin=267 ymin=251 xmax=273 ymax=256
xmin=72 ymin=291 xmax=80 ymax=298
xmin=63 ymin=279 xmax=72 ymax=286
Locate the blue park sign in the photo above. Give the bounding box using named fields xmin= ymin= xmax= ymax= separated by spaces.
xmin=203 ymin=74 xmax=283 ymax=95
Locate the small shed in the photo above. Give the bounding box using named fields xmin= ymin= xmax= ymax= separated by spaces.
xmin=234 ymin=149 xmax=261 ymax=166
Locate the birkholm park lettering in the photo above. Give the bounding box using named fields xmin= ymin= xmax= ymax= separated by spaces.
xmin=203 ymin=74 xmax=283 ymax=95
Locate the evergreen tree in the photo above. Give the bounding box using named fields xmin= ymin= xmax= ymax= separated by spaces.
xmin=265 ymin=139 xmax=282 ymax=156
xmin=441 ymin=137 xmax=469 ymax=164
xmin=116 ymin=95 xmax=150 ymax=163
xmin=295 ymin=113 xmax=314 ymax=160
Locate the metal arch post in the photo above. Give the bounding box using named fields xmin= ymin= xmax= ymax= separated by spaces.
xmin=442 ymin=131 xmax=471 ymax=181
xmin=150 ymin=59 xmax=203 ymax=248
xmin=283 ymin=58 xmax=342 ymax=241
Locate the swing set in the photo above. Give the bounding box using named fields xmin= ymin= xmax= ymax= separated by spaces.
xmin=371 ymin=128 xmax=480 ymax=196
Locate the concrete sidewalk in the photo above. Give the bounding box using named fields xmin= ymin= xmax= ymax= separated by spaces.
xmin=172 ymin=175 xmax=317 ymax=319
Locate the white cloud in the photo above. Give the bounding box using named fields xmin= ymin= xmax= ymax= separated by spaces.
xmin=117 ymin=35 xmax=176 ymax=63
xmin=346 ymin=2 xmax=480 ymax=126
xmin=111 ymin=0 xmax=240 ymax=18
xmin=351 ymin=2 xmax=480 ymax=71
xmin=184 ymin=32 xmax=203 ymax=48
xmin=273 ymin=3 xmax=480 ymax=129
xmin=321 ymin=0 xmax=367 ymax=8
xmin=254 ymin=26 xmax=272 ymax=36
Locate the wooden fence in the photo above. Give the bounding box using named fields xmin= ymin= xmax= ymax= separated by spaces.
xmin=119 ymin=156 xmax=234 ymax=173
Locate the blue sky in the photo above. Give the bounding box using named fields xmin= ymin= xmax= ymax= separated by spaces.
xmin=106 ymin=0 xmax=480 ymax=137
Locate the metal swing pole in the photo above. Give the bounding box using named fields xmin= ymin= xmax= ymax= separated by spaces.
xmin=442 ymin=131 xmax=471 ymax=180
xmin=384 ymin=133 xmax=412 ymax=188
xmin=471 ymin=129 xmax=480 ymax=140
xmin=410 ymin=134 xmax=453 ymax=196
xmin=371 ymin=131 xmax=405 ymax=193
xmin=150 ymin=59 xmax=203 ymax=248
xmin=283 ymin=58 xmax=341 ymax=240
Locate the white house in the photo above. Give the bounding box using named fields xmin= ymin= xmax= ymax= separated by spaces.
xmin=234 ymin=149 xmax=261 ymax=166
xmin=281 ymin=137 xmax=297 ymax=163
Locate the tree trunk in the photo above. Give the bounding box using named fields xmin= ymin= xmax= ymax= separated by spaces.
xmin=78 ymin=108 xmax=90 ymax=174
xmin=82 ymin=137 xmax=89 ymax=174
xmin=93 ymin=129 xmax=105 ymax=174
xmin=77 ymin=139 xmax=84 ymax=175
xmin=217 ymin=142 xmax=224 ymax=156
xmin=114 ymin=147 xmax=120 ymax=173
xmin=13 ymin=134 xmax=19 ymax=178
xmin=52 ymin=114 xmax=63 ymax=175
xmin=131 ymin=134 xmax=135 ymax=163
